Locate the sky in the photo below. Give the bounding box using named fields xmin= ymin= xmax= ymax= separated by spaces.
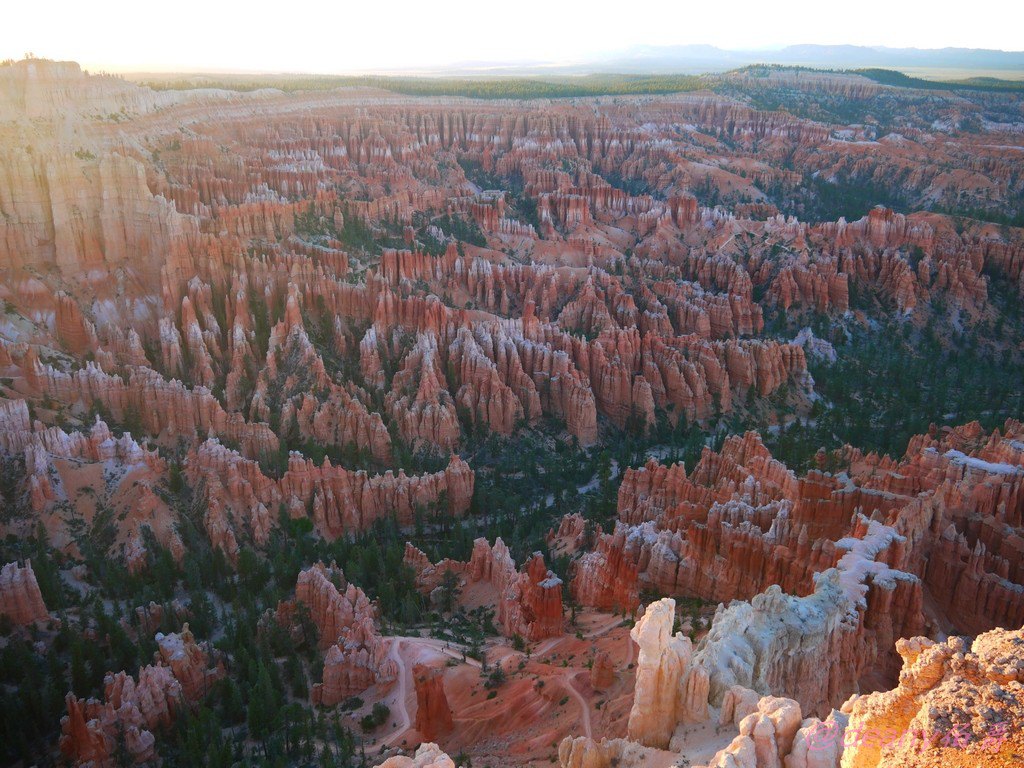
xmin=4 ymin=0 xmax=1022 ymax=73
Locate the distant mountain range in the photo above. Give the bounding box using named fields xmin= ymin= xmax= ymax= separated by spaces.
xmin=436 ymin=45 xmax=1024 ymax=76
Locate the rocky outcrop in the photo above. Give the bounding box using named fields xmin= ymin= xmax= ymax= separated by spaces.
xmin=185 ymin=438 xmax=275 ymax=561
xmin=414 ymin=663 xmax=453 ymax=741
xmin=510 ymin=552 xmax=565 ymax=640
xmin=27 ymin=359 xmax=279 ymax=460
xmin=0 ymin=560 xmax=48 ymax=625
xmin=703 ymin=695 xmax=847 ymax=768
xmin=590 ymin=650 xmax=616 ymax=691
xmin=290 ymin=563 xmax=398 ymax=705
xmin=385 ymin=333 xmax=462 ymax=452
xmin=375 ymin=743 xmax=456 ymax=768
xmin=627 ymin=598 xmax=709 ymax=748
xmin=576 ymin=418 xmax=1017 ymax=723
xmin=186 ymin=438 xmax=474 ymax=551
xmin=404 ymin=538 xmax=563 ymax=641
xmin=317 ymin=618 xmax=397 ymax=707
xmin=58 ymin=625 xmax=220 ymax=767
xmin=558 ymin=736 xmax=663 ymax=768
xmin=248 ymin=284 xmax=392 ymax=462
xmin=840 ymin=625 xmax=1024 ymax=768
xmin=0 ymin=59 xmax=170 ymax=121
xmin=571 ymin=524 xmax=641 ymax=613
xmin=280 ymin=453 xmax=474 ymax=538
xmin=155 ymin=625 xmax=224 ymax=702
xmin=693 ymin=572 xmax=862 ymax=720
xmin=295 ymin=562 xmax=378 ymax=651
xmin=0 ymin=410 xmax=181 ymax=569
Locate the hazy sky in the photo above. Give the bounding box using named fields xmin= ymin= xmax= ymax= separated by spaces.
xmin=5 ymin=0 xmax=1022 ymax=73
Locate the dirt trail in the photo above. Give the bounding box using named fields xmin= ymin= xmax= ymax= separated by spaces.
xmin=564 ymin=672 xmax=592 ymax=738
xmin=382 ymin=639 xmax=411 ymax=747
xmin=405 ymin=636 xmax=484 ymax=668
xmin=533 ymin=614 xmax=624 ymax=659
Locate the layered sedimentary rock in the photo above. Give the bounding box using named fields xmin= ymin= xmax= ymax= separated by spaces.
xmin=249 ymin=283 xmax=392 ymax=462
xmin=0 ymin=404 xmax=180 ymax=569
xmin=25 ymin=358 xmax=279 ymax=459
xmin=558 ymin=735 xmax=666 ymax=768
xmin=0 ymin=560 xmax=48 ymax=625
xmin=0 ymin=59 xmax=174 ymax=121
xmin=404 ymin=538 xmax=563 ymax=640
xmin=280 ymin=452 xmax=474 ymax=538
xmin=288 ymin=563 xmax=398 ymax=705
xmin=154 ymin=625 xmax=224 ymax=701
xmin=594 ymin=422 xmax=1024 ymax=767
xmin=693 ymin=571 xmax=866 ymax=719
xmin=590 ymin=650 xmax=616 ymax=690
xmin=571 ymin=524 xmax=641 ymax=613
xmin=627 ymin=598 xmax=709 ymax=748
xmin=620 ymin=525 xmax=921 ymax=721
xmin=414 ymin=663 xmax=454 ymax=741
xmin=4 ymin=62 xmax=1014 ymax=500
xmin=385 ymin=333 xmax=462 ymax=452
xmin=184 ymin=438 xmax=275 ymax=561
xmin=2 ymin=61 xmax=1024 ymax=768
xmin=185 ymin=437 xmax=473 ymax=554
xmin=58 ymin=625 xmax=221 ymax=768
xmin=571 ymin=419 xmax=1024 ymax=721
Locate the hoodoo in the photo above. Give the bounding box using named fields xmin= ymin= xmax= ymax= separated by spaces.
xmin=0 ymin=47 xmax=1022 ymax=768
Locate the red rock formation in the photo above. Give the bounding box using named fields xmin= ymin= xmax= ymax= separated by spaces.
xmin=404 ymin=538 xmax=563 ymax=641
xmin=280 ymin=453 xmax=474 ymax=538
xmin=26 ymin=359 xmax=279 ymax=459
xmin=0 ymin=560 xmax=48 ymax=625
xmin=0 ymin=408 xmax=181 ymax=568
xmin=58 ymin=625 xmax=220 ymax=767
xmin=570 ymin=422 xmax=1024 ymax=720
xmin=414 ymin=663 xmax=453 ymax=740
xmin=289 ymin=563 xmax=398 ymax=705
xmin=1 ymin=65 xmax=1023 ymax=764
xmin=514 ymin=553 xmax=565 ymax=640
xmin=571 ymin=525 xmax=640 ymax=613
xmin=155 ymin=625 xmax=224 ymax=701
xmin=385 ymin=333 xmax=462 ymax=452
xmin=589 ymin=650 xmax=616 ymax=690
xmin=186 ymin=438 xmax=473 ymax=550
xmin=547 ymin=513 xmax=603 ymax=561
xmin=317 ymin=617 xmax=398 ymax=707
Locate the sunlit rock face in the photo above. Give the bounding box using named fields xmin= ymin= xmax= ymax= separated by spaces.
xmin=840 ymin=625 xmax=1024 ymax=768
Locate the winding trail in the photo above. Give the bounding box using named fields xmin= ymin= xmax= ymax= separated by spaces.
xmin=583 ymin=614 xmax=625 ymax=640
xmin=382 ymin=639 xmax=411 ymax=748
xmin=533 ymin=614 xmax=624 ymax=659
xmin=376 ymin=618 xmax=625 ymax=747
xmin=563 ymin=673 xmax=593 ymax=738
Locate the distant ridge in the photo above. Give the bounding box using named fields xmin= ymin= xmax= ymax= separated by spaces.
xmin=380 ymin=45 xmax=1024 ymax=78
xmin=590 ymin=44 xmax=1024 ymax=74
